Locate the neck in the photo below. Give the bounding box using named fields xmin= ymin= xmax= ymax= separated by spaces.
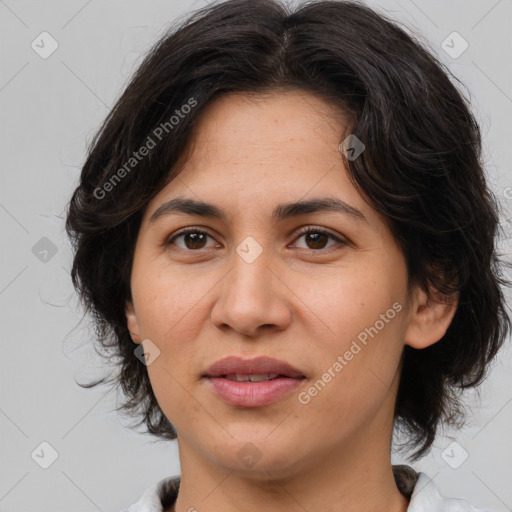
xmin=173 ymin=429 xmax=409 ymax=512
xmin=173 ymin=453 xmax=408 ymax=512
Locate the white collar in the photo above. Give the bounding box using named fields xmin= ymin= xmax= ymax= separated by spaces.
xmin=407 ymin=472 xmax=493 ymax=512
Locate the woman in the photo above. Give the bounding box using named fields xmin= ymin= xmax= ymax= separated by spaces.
xmin=65 ymin=1 xmax=510 ymax=511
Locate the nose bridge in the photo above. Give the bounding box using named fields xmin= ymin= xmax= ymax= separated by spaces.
xmin=229 ymin=234 xmax=273 ymax=301
xmin=210 ymin=233 xmax=291 ymax=335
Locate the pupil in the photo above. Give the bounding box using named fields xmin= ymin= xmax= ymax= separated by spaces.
xmin=186 ymin=233 xmax=206 ymax=249
xmin=307 ymin=232 xmax=327 ymax=249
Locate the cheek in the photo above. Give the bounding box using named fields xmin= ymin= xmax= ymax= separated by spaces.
xmin=131 ymin=258 xmax=215 ymax=342
xmin=135 ymin=274 xmax=207 ymax=430
xmin=144 ymin=362 xmax=201 ymax=438
xmin=295 ymin=261 xmax=405 ymax=343
xmin=297 ymin=311 xmax=404 ymax=442
xmin=295 ymin=263 xmax=406 ymax=402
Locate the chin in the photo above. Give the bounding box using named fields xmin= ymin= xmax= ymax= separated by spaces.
xmin=209 ymin=436 xmax=307 ymax=479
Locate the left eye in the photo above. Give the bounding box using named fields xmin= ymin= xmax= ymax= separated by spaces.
xmin=165 ymin=227 xmax=345 ymax=252
xmin=292 ymin=227 xmax=344 ymax=251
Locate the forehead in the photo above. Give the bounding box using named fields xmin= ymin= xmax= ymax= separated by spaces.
xmin=144 ymin=90 xmax=380 ymax=229
xmin=184 ymin=90 xmax=347 ymax=163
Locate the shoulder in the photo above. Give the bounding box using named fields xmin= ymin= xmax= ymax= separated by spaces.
xmin=121 ymin=476 xmax=180 ymax=512
xmin=408 ymin=472 xmax=498 ymax=512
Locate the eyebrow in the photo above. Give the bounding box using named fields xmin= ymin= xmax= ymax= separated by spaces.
xmin=149 ymin=196 xmax=368 ymax=224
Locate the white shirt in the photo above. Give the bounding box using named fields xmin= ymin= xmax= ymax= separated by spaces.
xmin=121 ymin=471 xmax=497 ymax=512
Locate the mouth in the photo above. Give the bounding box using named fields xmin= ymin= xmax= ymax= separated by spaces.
xmin=203 ymin=355 xmax=305 ymax=379
xmin=221 ymin=373 xmax=289 ymax=382
xmin=203 ymin=356 xmax=306 ymax=407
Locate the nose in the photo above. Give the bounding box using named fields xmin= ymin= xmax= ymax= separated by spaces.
xmin=210 ymin=243 xmax=292 ymax=337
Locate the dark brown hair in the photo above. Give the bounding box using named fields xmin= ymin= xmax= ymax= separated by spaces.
xmin=65 ymin=0 xmax=511 ymax=461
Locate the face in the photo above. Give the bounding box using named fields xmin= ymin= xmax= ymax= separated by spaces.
xmin=125 ymin=90 xmax=451 ymax=478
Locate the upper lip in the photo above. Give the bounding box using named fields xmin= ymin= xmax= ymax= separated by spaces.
xmin=203 ymin=356 xmax=305 ymax=378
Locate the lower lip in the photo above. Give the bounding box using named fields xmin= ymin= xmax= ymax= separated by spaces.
xmin=206 ymin=377 xmax=305 ymax=407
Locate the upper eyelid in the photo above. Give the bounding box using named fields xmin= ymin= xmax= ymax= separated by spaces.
xmin=294 ymin=225 xmax=343 ymax=239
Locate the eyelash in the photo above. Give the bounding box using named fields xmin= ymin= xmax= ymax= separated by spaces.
xmin=164 ymin=226 xmax=347 ymax=253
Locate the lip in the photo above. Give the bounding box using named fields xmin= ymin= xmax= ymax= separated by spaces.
xmin=204 ymin=356 xmax=305 ymax=378
xmin=203 ymin=356 xmax=306 ymax=408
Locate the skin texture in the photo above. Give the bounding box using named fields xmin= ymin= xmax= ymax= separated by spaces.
xmin=125 ymin=91 xmax=458 ymax=512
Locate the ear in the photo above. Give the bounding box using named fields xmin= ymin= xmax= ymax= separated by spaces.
xmin=125 ymin=300 xmax=142 ymax=344
xmin=404 ymin=285 xmax=458 ymax=349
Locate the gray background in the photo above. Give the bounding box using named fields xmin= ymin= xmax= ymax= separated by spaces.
xmin=1 ymin=0 xmax=511 ymax=511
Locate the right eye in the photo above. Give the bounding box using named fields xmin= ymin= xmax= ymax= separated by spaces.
xmin=164 ymin=228 xmax=220 ymax=251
